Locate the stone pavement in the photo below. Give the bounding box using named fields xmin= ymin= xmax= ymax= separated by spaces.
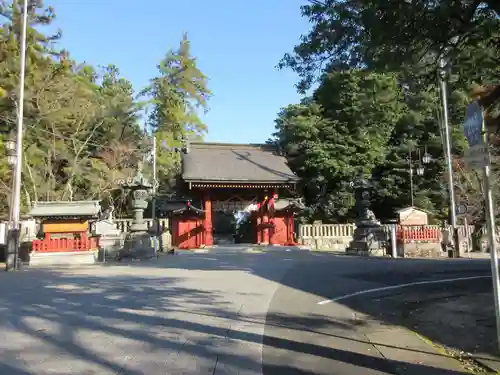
xmin=264 ymin=301 xmax=473 ymax=374
xmin=262 ymin=252 xmax=487 ymax=374
xmin=0 ymin=248 xmax=492 ymax=374
xmin=0 ymin=252 xmax=290 ymax=375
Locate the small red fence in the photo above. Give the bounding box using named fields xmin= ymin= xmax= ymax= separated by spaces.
xmin=396 ymin=226 xmax=441 ymax=243
xmin=32 ymin=237 xmax=98 ymax=253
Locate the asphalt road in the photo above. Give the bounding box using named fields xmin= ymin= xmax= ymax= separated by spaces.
xmin=0 ymin=247 xmax=493 ymax=375
xmin=262 ymin=253 xmax=492 ymax=375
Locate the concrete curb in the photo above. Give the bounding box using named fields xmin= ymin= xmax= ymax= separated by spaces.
xmin=329 ymin=251 xmax=490 ymax=261
xmin=414 ymin=332 xmax=500 ymax=374
xmin=471 ymin=355 xmax=500 ymax=374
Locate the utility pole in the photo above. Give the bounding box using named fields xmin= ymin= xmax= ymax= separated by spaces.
xmin=6 ymin=0 xmax=28 ymax=271
xmin=151 ymin=136 xmax=157 ymax=252
xmin=439 ymin=58 xmax=460 ymax=257
xmin=408 ymin=149 xmax=414 ymax=206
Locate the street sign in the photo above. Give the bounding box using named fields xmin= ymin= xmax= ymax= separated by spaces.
xmin=456 ymin=203 xmax=468 ymax=216
xmin=464 ymin=101 xmax=484 ymax=147
xmin=465 ymin=145 xmax=489 ymax=168
xmin=463 ymin=101 xmax=489 ymax=169
xmin=463 ymin=103 xmax=500 ymax=352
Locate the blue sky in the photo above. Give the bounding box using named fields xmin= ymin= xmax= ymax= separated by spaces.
xmin=46 ymin=0 xmax=310 ymax=144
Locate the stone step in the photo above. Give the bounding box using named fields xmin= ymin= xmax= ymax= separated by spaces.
xmin=29 ymin=251 xmax=97 ymax=267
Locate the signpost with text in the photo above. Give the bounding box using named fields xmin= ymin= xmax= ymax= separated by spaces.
xmin=463 ymin=101 xmax=500 ymax=350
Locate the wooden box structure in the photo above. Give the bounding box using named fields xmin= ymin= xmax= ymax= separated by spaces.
xmin=397 ymin=206 xmax=429 ymax=226
xmin=30 ymin=201 xmax=101 ymax=253
xmin=161 ymin=142 xmax=303 ymax=249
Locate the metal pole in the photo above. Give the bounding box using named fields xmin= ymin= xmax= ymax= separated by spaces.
xmin=439 ymin=58 xmax=459 ymax=257
xmin=151 ymin=136 xmax=157 ymax=253
xmin=464 ymin=217 xmax=471 ymax=257
xmin=410 ymin=168 xmax=414 ymax=206
xmin=483 ymin=162 xmax=500 ymax=351
xmin=408 ymin=150 xmax=414 ymax=206
xmin=6 ymin=0 xmax=28 ymax=271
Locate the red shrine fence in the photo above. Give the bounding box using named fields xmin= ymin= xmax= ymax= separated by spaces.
xmin=32 ymin=237 xmax=98 ymax=253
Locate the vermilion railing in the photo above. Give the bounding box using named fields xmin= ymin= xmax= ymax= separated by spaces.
xmin=396 ymin=226 xmax=441 ymax=242
xmin=32 ymin=237 xmax=98 ymax=253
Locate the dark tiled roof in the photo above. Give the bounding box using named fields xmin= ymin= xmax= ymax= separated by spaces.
xmin=30 ymin=201 xmax=101 ymax=218
xmin=181 ymin=142 xmax=299 ymax=183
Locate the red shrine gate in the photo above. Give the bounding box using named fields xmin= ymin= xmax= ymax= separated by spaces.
xmin=164 ymin=142 xmax=302 ymax=249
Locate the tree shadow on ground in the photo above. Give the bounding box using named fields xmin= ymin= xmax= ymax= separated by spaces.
xmin=0 ymin=252 xmax=492 ymax=374
xmin=126 ymin=251 xmax=495 ymax=371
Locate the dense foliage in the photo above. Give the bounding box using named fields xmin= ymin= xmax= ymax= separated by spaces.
xmin=141 ymin=32 xmax=211 ymax=193
xmin=0 ymin=1 xmax=210 ymax=217
xmin=274 ymin=0 xmax=500 ymax=225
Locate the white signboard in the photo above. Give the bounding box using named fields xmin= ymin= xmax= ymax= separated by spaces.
xmin=465 ymin=144 xmax=490 ymax=169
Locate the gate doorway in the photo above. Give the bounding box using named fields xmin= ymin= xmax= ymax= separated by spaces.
xmin=212 ymin=211 xmax=237 ymax=245
xmin=212 ymin=208 xmax=255 ymax=245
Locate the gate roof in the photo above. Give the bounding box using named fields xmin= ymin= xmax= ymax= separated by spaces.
xmin=181 ymin=142 xmax=299 ymax=185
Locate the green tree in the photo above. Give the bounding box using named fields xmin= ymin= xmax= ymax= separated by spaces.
xmin=276 ymin=0 xmax=500 ymax=227
xmin=372 ymin=86 xmax=468 ymax=220
xmin=96 ymin=64 xmax=142 ymax=145
xmin=273 ymin=70 xmax=405 ymax=222
xmin=142 ymin=32 xmax=212 ymax=190
xmin=273 ymin=67 xmax=477 ymax=222
xmin=279 ymin=0 xmax=500 ymax=93
xmin=0 ymin=1 xmax=145 ymax=215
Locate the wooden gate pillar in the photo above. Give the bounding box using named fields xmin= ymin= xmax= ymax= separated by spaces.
xmin=204 ymin=192 xmax=213 ymax=246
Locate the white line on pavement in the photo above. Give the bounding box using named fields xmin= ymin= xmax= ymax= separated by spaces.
xmin=317 ymin=275 xmax=491 ymax=305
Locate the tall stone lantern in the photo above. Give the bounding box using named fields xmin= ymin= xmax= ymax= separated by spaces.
xmin=116 ymin=164 xmax=156 ymax=259
xmin=352 ymin=173 xmax=374 ymax=224
xmin=346 ymin=170 xmax=385 ymax=256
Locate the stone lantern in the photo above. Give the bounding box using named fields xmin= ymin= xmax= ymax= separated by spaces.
xmin=346 ymin=170 xmax=385 ymax=256
xmin=351 ymin=172 xmax=375 ymax=224
xmin=116 ymin=164 xmax=156 ymax=260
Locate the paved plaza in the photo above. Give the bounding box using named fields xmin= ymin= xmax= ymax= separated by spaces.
xmin=0 ymin=248 xmax=299 ymax=374
xmin=0 ymin=247 xmax=494 ymax=374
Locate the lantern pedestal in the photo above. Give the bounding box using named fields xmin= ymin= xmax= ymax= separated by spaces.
xmin=346 ymin=222 xmax=386 ymax=256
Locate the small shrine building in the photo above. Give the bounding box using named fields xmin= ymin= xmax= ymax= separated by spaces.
xmin=163 ymin=142 xmax=302 ymax=249
xmin=30 ymin=201 xmax=101 ymax=254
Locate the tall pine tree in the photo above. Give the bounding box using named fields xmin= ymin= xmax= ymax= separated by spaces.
xmin=142 ymin=33 xmax=212 ymax=188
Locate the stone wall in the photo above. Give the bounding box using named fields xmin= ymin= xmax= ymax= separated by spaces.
xmin=300 ymin=237 xmax=352 ymax=251
xmin=299 ymin=224 xmax=355 ymax=251
xmin=398 ymin=242 xmax=444 ymax=258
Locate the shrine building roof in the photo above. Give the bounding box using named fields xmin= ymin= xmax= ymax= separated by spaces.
xmin=181 ymin=142 xmax=299 ymax=185
xmin=29 ymin=201 xmax=102 ymax=218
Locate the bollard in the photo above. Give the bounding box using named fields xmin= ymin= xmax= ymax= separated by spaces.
xmin=390 ymin=224 xmax=397 ymax=258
